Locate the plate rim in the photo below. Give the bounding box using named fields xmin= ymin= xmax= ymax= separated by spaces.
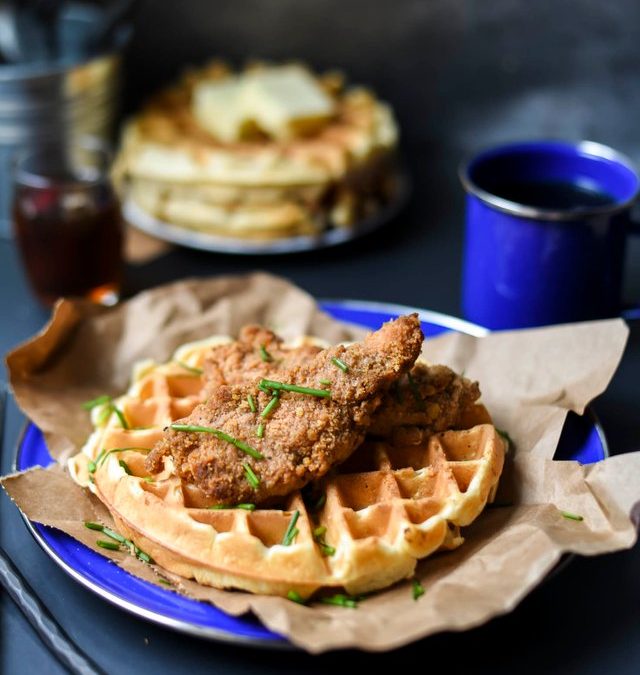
xmin=123 ymin=168 xmax=411 ymax=256
xmin=12 ymin=299 xmax=609 ymax=647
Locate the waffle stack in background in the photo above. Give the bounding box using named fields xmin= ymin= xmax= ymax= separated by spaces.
xmin=70 ymin=334 xmax=505 ymax=599
xmin=112 ymin=62 xmax=400 ymax=241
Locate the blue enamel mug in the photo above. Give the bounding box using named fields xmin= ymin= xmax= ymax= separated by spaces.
xmin=460 ymin=140 xmax=640 ymax=329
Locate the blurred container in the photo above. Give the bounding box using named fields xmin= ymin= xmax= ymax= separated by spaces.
xmin=0 ymin=51 xmax=122 ymax=236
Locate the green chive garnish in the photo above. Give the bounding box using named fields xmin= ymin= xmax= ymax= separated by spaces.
xmin=561 ymin=511 xmax=584 ymax=522
xmin=320 ymin=593 xmax=358 ymax=608
xmin=158 ymin=578 xmax=173 ymax=586
xmin=287 ymin=590 xmax=306 ymax=604
xmin=407 ymin=372 xmax=424 ymax=408
xmin=98 ymin=447 xmax=150 ymax=468
xmin=84 ymin=521 xmax=104 ymax=531
xmin=137 ymin=550 xmax=153 ymax=564
xmin=258 ymin=383 xmax=271 ymax=394
xmin=313 ymin=525 xmax=335 ymax=556
xmin=497 ymin=428 xmax=513 ymax=449
xmin=87 ymin=460 xmax=97 ymax=473
xmin=112 ymin=406 xmax=129 ymax=430
xmin=243 ymin=463 xmax=260 ymax=489
xmin=260 ymin=396 xmax=280 ymax=418
xmin=208 ymin=503 xmax=256 ymax=511
xmin=313 ymin=493 xmax=326 ymax=512
xmin=282 ymin=510 xmax=300 ymax=546
xmin=259 ymin=380 xmax=331 ymax=398
xmin=247 ymin=394 xmax=257 ymax=413
xmin=412 ymin=579 xmax=425 ymax=600
xmin=118 ymin=459 xmax=132 ymax=475
xmin=259 ymin=344 xmax=272 ymax=362
xmin=82 ymin=394 xmax=112 ymax=410
xmin=319 ymin=379 xmax=331 ymax=385
xmin=256 ymin=423 xmax=265 ymax=438
xmin=170 ymin=424 xmax=264 ymax=460
xmin=96 ymin=405 xmax=113 ymax=426
xmin=176 ymin=361 xmax=203 ymax=376
xmin=318 ymin=543 xmax=335 ymax=556
xmin=313 ymin=526 xmax=327 ymax=537
xmin=96 ymin=540 xmax=120 ymax=551
xmin=331 ymin=357 xmax=349 ymax=373
xmin=142 ymin=476 xmax=155 ymax=483
xmin=101 ymin=526 xmax=127 ymax=544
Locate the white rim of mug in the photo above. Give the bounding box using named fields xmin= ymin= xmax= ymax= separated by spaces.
xmin=458 ymin=139 xmax=640 ymax=221
xmin=13 ymin=136 xmax=113 ymax=190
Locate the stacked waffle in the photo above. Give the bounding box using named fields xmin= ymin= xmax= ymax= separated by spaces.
xmin=113 ymin=62 xmax=400 ymax=241
xmin=70 ymin=326 xmax=505 ymax=599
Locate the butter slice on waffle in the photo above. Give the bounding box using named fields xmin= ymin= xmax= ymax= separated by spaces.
xmin=70 ymin=337 xmax=505 ymax=599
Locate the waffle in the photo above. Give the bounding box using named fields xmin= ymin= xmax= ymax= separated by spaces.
xmin=113 ymin=61 xmax=399 ymax=239
xmin=70 ymin=336 xmax=505 ymax=598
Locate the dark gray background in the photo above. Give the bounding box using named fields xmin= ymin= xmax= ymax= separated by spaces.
xmin=2 ymin=0 xmax=640 ymax=673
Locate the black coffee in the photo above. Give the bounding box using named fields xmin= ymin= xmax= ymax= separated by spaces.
xmin=491 ymin=180 xmax=616 ymax=210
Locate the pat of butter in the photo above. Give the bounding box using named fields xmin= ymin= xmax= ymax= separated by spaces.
xmin=192 ymin=77 xmax=246 ymax=143
xmin=242 ymin=65 xmax=336 ymax=140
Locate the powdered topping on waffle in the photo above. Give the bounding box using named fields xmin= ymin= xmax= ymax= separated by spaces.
xmin=145 ymin=314 xmax=424 ymax=505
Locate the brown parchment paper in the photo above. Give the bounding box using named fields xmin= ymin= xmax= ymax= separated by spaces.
xmin=2 ymin=272 xmax=639 ymax=653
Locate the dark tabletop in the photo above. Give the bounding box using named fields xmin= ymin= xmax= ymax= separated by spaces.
xmin=2 ymin=1 xmax=640 ymax=673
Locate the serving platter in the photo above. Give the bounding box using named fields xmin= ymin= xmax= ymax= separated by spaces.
xmin=15 ymin=300 xmax=608 ymax=646
xmin=123 ymin=170 xmax=411 ymax=256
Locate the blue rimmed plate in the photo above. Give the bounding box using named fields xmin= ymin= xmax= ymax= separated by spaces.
xmin=15 ymin=300 xmax=608 ymax=646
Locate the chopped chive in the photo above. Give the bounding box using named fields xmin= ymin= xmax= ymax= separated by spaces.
xmin=95 ymin=405 xmax=113 ymax=426
xmin=313 ymin=525 xmax=327 ymax=538
xmin=243 ymin=463 xmax=260 ymax=489
xmin=259 ymin=380 xmax=331 ymax=399
xmin=101 ymin=527 xmax=127 ymax=544
xmin=260 ymin=396 xmax=280 ymax=419
xmin=318 ymin=543 xmax=336 ymax=557
xmin=159 ymin=578 xmax=173 ymax=586
xmin=407 ymin=372 xmax=424 ymax=408
xmin=98 ymin=447 xmax=151 ymax=468
xmin=137 ymin=550 xmax=153 ymax=564
xmin=112 ymin=406 xmax=129 ymax=430
xmin=319 ymin=379 xmax=331 ymax=385
xmin=82 ymin=394 xmax=112 ymax=410
xmin=96 ymin=540 xmax=120 ymax=551
xmin=258 ymin=383 xmax=271 ymax=394
xmin=497 ymin=428 xmax=514 ymax=449
xmin=320 ymin=593 xmax=358 ymax=608
xmin=313 ymin=493 xmax=326 ymax=512
xmin=87 ymin=460 xmax=97 ymax=474
xmin=247 ymin=394 xmax=257 ymax=413
xmin=256 ymin=423 xmax=265 ymax=438
xmin=170 ymin=424 xmax=264 ymax=460
xmin=118 ymin=459 xmax=132 ymax=475
xmin=176 ymin=361 xmax=203 ymax=376
xmin=561 ymin=510 xmax=584 ymax=522
xmin=331 ymin=357 xmax=349 ymax=373
xmin=84 ymin=521 xmax=104 ymax=531
xmin=287 ymin=590 xmax=306 ymax=604
xmin=259 ymin=344 xmax=272 ymax=362
xmin=142 ymin=476 xmax=155 ymax=483
xmin=412 ymin=579 xmax=425 ymax=600
xmin=208 ymin=503 xmax=256 ymax=511
xmin=282 ymin=510 xmax=300 ymax=546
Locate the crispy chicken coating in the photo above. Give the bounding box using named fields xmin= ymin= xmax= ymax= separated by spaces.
xmin=202 ymin=325 xmax=323 ymax=397
xmin=146 ymin=315 xmax=423 ymax=505
xmin=368 ymin=363 xmax=481 ymax=445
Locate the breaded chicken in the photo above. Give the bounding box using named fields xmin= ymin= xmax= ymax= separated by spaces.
xmin=146 ymin=315 xmax=423 ymax=505
xmin=202 ymin=325 xmax=323 ymax=397
xmin=368 ymin=363 xmax=481 ymax=445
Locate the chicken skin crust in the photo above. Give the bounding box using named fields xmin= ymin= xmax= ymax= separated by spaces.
xmin=146 ymin=315 xmax=423 ymax=505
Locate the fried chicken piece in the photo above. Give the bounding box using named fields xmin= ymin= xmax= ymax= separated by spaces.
xmin=368 ymin=363 xmax=481 ymax=445
xmin=146 ymin=315 xmax=423 ymax=505
xmin=202 ymin=325 xmax=323 ymax=396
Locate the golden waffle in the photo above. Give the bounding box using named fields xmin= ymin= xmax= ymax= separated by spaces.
xmin=70 ymin=334 xmax=505 ymax=599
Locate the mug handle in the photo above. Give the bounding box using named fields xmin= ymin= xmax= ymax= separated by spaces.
xmin=621 ymin=214 xmax=640 ymax=320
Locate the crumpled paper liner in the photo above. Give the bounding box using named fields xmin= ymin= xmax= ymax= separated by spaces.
xmin=2 ymin=272 xmax=639 ymax=653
